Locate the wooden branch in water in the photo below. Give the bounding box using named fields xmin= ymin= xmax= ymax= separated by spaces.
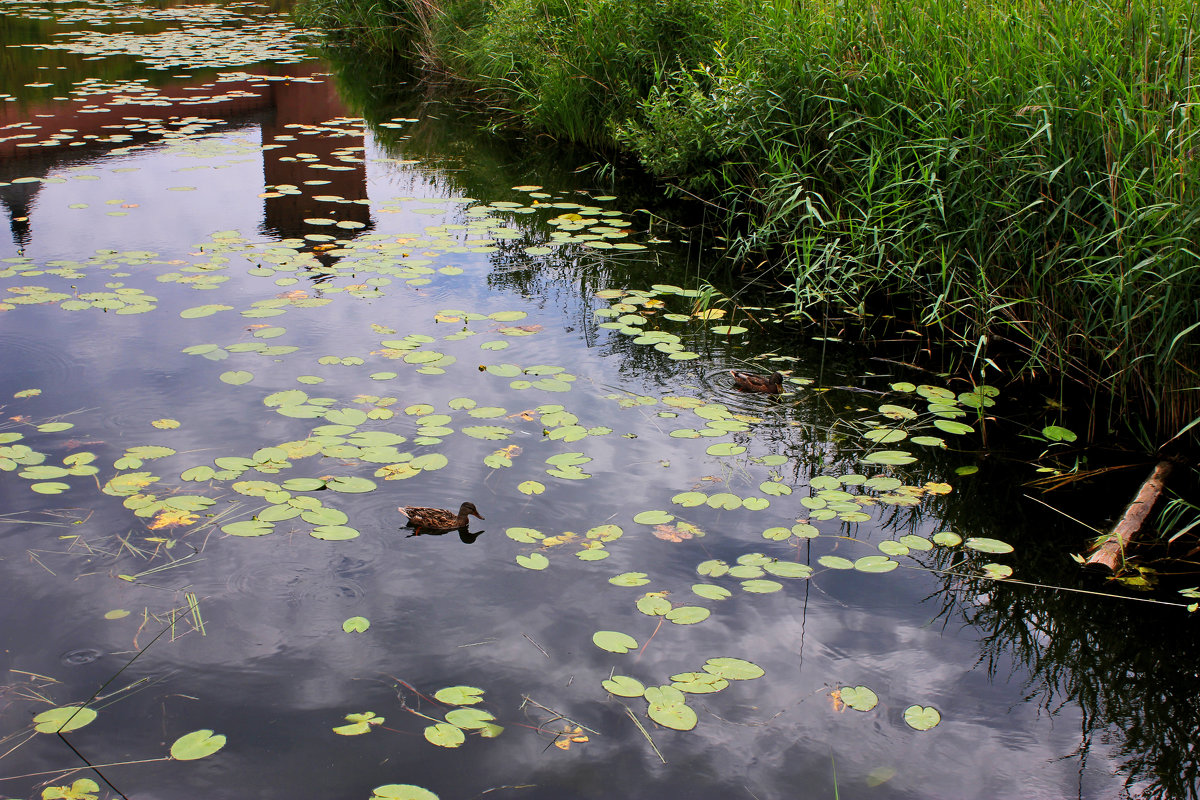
xmin=1084 ymin=460 xmax=1174 ymax=572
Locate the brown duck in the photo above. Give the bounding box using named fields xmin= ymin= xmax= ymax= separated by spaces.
xmin=730 ymin=370 xmax=785 ymax=394
xmin=398 ymin=502 xmax=484 ymax=530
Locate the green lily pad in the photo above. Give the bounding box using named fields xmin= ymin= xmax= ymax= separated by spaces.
xmin=692 ymin=584 xmax=732 ymax=600
xmin=671 ymin=491 xmax=708 ymax=507
xmin=965 ymin=537 xmax=1014 ymax=554
xmin=444 ymin=708 xmax=496 ymax=729
xmin=982 ymin=563 xmax=1014 ymax=579
xmin=424 ymin=722 xmax=465 ymax=747
xmin=434 ymin=686 xmax=484 ymax=705
xmin=516 ymin=553 xmax=550 ymax=570
xmin=222 ymin=520 xmax=274 ymax=537
xmin=633 ymin=510 xmax=674 ymax=525
xmin=645 ymin=687 xmax=697 ymax=731
xmin=1042 ymin=425 xmax=1077 ymax=442
xmin=817 ymin=555 xmax=854 ymax=570
xmin=170 ymin=729 xmax=227 ymax=760
xmin=610 ymin=572 xmax=650 ymax=587
xmin=861 ymin=450 xmax=916 ymax=465
xmin=34 ymin=706 xmax=97 ymax=733
xmin=602 ymin=675 xmax=645 ymax=697
xmin=854 ymin=555 xmax=899 ymax=573
xmin=371 ymin=785 xmax=439 ymax=800
xmin=839 ymin=685 xmax=878 ymax=711
xmin=741 ymin=579 xmax=783 ymax=593
xmin=696 ymin=559 xmax=729 ymax=577
xmin=763 ymin=561 xmax=813 ymax=579
xmin=593 ymin=630 xmax=638 ymax=653
xmin=312 ymin=526 xmax=360 ymax=540
xmin=903 ymin=705 xmax=942 ymax=730
xmin=703 ymin=657 xmax=764 ymax=680
xmin=932 ymin=531 xmax=963 ymax=547
xmin=219 ymin=370 xmax=253 ymax=385
xmin=665 ymin=606 xmax=710 ymax=625
xmin=342 ymin=616 xmax=370 ymax=633
xmin=325 ymin=476 xmax=376 ymax=493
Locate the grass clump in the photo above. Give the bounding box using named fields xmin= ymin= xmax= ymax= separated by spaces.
xmin=296 ymin=0 xmax=1200 ymax=443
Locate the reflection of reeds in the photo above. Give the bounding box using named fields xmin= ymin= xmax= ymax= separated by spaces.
xmin=297 ymin=0 xmax=1200 ymax=447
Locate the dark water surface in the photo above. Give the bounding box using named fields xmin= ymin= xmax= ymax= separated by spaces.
xmin=2 ymin=2 xmax=1198 ymax=799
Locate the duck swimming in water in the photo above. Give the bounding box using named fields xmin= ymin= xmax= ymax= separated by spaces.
xmin=730 ymin=370 xmax=784 ymax=394
xmin=398 ymin=502 xmax=484 ymax=530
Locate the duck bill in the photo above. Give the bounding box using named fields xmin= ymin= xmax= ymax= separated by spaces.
xmin=471 ymin=511 xmax=485 ymax=520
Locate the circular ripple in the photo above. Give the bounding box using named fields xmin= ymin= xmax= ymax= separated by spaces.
xmin=703 ymin=367 xmax=789 ymax=414
xmin=0 ymin=333 xmax=79 ymax=395
xmin=60 ymin=647 xmax=104 ymax=666
xmin=226 ymin=559 xmax=366 ymax=605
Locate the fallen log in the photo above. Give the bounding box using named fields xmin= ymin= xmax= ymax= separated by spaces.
xmin=1084 ymin=460 xmax=1175 ymax=572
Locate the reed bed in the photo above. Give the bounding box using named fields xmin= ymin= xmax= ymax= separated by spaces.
xmin=296 ymin=0 xmax=1200 ymax=443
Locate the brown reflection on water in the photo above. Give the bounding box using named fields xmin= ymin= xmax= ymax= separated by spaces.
xmin=1 ymin=62 xmax=371 ymax=251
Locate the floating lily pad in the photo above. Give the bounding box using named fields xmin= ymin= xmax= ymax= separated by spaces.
xmin=965 ymin=537 xmax=1014 ymax=554
xmin=593 ymin=630 xmax=638 ymax=653
xmin=170 ymin=729 xmax=226 ymax=760
xmin=703 ymin=657 xmax=764 ymax=680
xmin=633 ymin=510 xmax=674 ymax=525
xmin=741 ymin=579 xmax=783 ymax=593
xmin=424 ymin=722 xmax=465 ymax=748
xmin=665 ymin=606 xmax=710 ymax=625
xmin=434 ymin=686 xmax=485 ymax=705
xmin=861 ymin=450 xmax=916 ymax=465
xmin=839 ymin=686 xmax=878 ymax=711
xmin=325 ymin=476 xmax=376 ymax=493
xmin=854 ymin=555 xmax=899 ymax=573
xmin=903 ymin=705 xmax=942 ymax=730
xmin=602 ymin=675 xmax=645 ymax=697
xmin=932 ymin=531 xmax=963 ymax=547
xmin=692 ymin=584 xmax=732 ymax=600
xmin=223 ymin=520 xmax=273 ymax=537
xmin=34 ymin=706 xmax=97 ymax=733
xmin=610 ymin=572 xmax=650 ymax=587
xmin=444 ymin=708 xmax=496 ymax=729
xmin=342 ymin=616 xmax=370 ymax=633
xmin=371 ymin=785 xmax=439 ymax=800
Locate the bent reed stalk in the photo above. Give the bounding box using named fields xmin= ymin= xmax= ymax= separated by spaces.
xmin=295 ymin=0 xmax=1200 ymax=445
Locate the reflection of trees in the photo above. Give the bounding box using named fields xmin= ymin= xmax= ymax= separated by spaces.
xmin=913 ymin=475 xmax=1200 ymax=800
xmin=322 ymin=48 xmax=1199 ymax=800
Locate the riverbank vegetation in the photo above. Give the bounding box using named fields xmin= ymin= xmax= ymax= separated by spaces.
xmin=295 ymin=0 xmax=1200 ymax=449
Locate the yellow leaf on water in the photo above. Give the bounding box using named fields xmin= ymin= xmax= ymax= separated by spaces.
xmin=148 ymin=510 xmax=198 ymax=530
xmin=924 ymin=482 xmax=952 ymax=495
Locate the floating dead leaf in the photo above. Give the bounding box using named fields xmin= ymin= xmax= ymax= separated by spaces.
xmin=924 ymin=482 xmax=952 ymax=495
xmin=148 ymin=510 xmax=198 ymax=530
xmin=653 ymin=523 xmax=694 ymax=542
xmin=553 ymin=725 xmax=589 ymax=750
xmin=693 ymin=308 xmax=726 ymax=320
xmin=435 ymin=313 xmax=461 ymax=323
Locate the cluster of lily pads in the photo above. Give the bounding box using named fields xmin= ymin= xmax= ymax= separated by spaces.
xmin=598 ymin=657 xmax=765 ymax=731
xmin=335 ymin=685 xmax=502 ymax=748
xmin=18 ymin=2 xmax=309 ymax=70
xmin=0 ymin=4 xmax=1024 ymax=784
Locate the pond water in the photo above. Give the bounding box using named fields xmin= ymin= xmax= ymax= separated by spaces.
xmin=2 ymin=2 xmax=1198 ymax=799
